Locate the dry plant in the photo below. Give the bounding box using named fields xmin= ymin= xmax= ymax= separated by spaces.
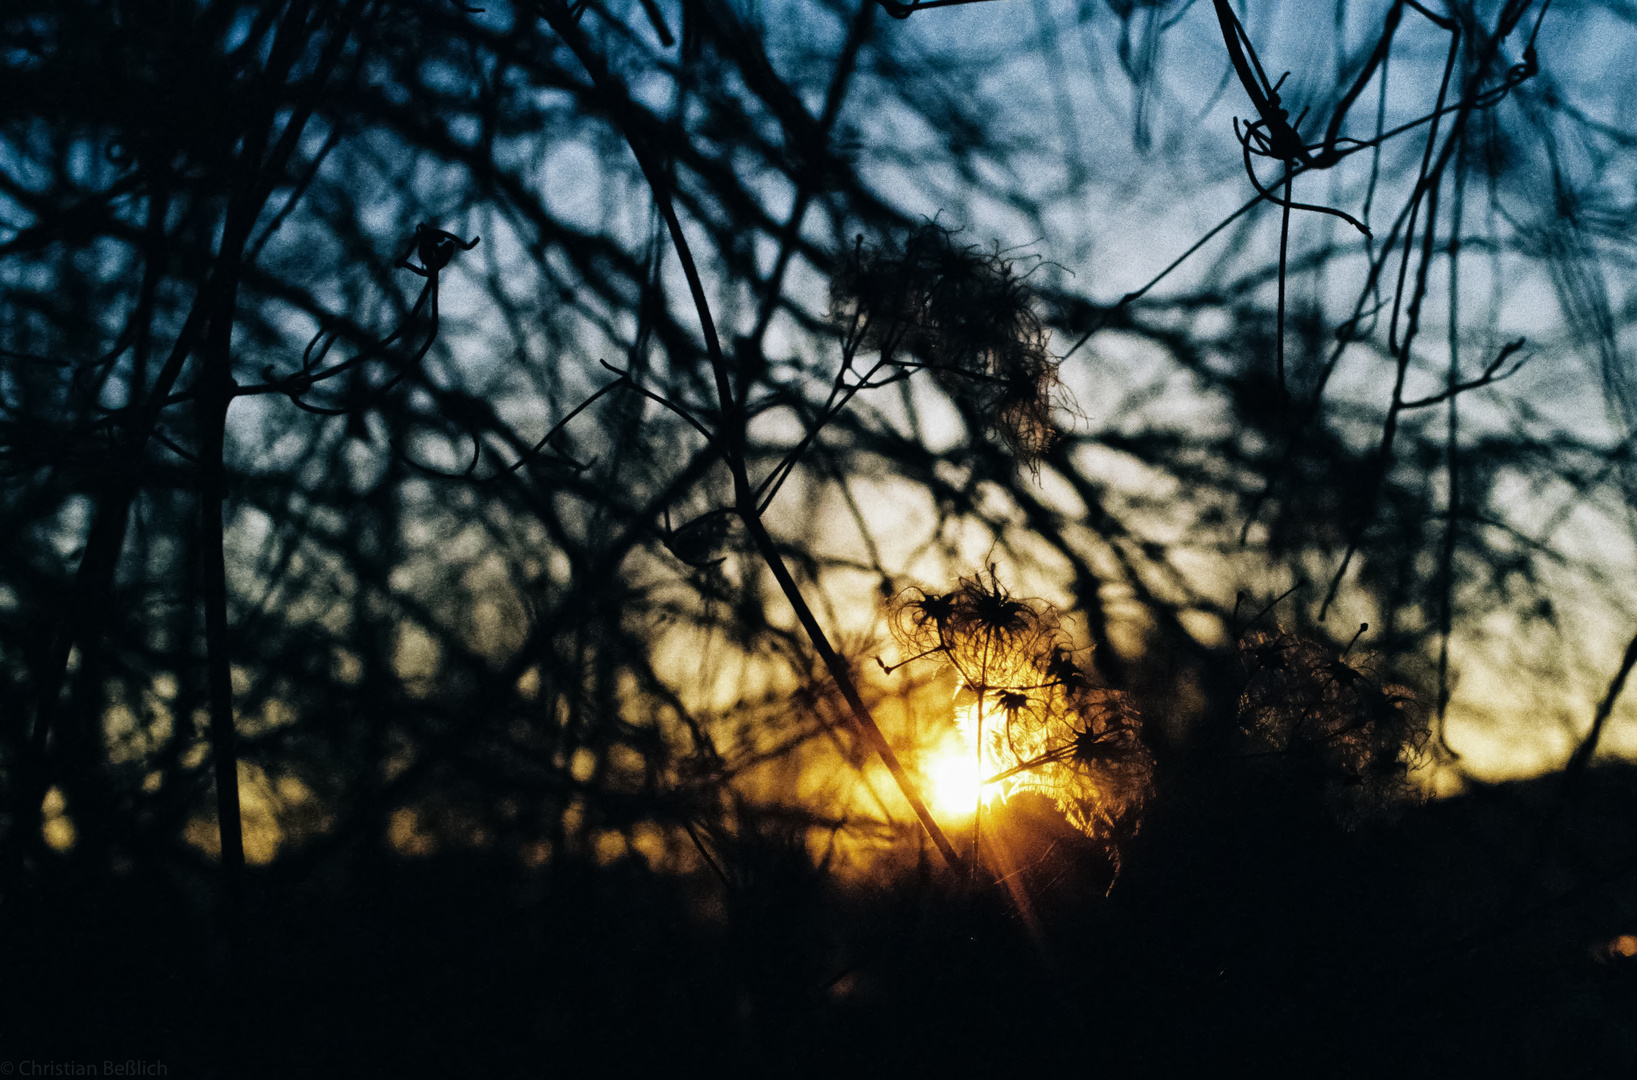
xmin=1233 ymin=624 xmax=1430 ymax=824
xmin=885 ymin=567 xmax=1152 ymax=853
xmin=8 ymin=0 xmax=1637 ymax=1070
xmin=523 ymin=0 xmax=1082 ymax=868
xmin=829 ymin=224 xmax=1063 ymax=471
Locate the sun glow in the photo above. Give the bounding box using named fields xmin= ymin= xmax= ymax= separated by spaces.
xmin=925 ymin=699 xmax=1006 ymax=817
xmin=892 ymin=571 xmax=1153 ymax=839
xmin=927 ymin=743 xmax=987 ymax=816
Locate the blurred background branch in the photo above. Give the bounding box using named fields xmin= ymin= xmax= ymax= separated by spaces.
xmin=3 ymin=0 xmax=1636 ymax=1073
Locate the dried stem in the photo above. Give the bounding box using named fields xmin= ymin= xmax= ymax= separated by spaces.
xmin=540 ymin=0 xmax=962 ymax=869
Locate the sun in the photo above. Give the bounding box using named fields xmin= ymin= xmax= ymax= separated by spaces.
xmin=924 ymin=707 xmax=1005 ymax=818
xmin=927 ymin=746 xmax=985 ymax=817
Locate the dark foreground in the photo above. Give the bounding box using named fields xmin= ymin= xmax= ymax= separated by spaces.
xmin=5 ymin=763 xmax=1635 ymax=1079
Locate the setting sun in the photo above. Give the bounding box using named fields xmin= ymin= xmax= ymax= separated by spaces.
xmin=925 ymin=701 xmax=1007 ymax=817
xmin=927 ymin=746 xmax=986 ymax=816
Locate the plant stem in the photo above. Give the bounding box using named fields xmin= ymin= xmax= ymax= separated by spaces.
xmin=544 ymin=0 xmax=961 ymax=868
xmin=736 ymin=504 xmax=963 ymax=869
xmin=198 ymin=181 xmax=264 ymax=929
xmin=972 ymin=687 xmax=984 ymax=883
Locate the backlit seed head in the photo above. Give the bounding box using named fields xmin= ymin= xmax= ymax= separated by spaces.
xmin=832 ymin=224 xmax=1063 ymax=472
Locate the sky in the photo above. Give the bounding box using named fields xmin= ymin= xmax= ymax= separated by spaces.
xmin=800 ymin=0 xmax=1637 ymax=782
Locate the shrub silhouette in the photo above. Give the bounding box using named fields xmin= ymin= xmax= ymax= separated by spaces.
xmin=3 ymin=0 xmax=1637 ymax=1074
xmin=1233 ymin=625 xmax=1430 ymax=824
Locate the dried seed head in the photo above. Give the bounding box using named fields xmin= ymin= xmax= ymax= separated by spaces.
xmin=887 ymin=567 xmax=1152 ymax=838
xmin=889 ymin=567 xmax=1059 ymax=676
xmin=1236 ymin=628 xmax=1429 ymax=823
xmin=832 ymin=224 xmax=1063 ymax=471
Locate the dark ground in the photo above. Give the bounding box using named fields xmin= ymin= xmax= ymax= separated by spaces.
xmin=5 ymin=762 xmax=1636 ymax=1079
